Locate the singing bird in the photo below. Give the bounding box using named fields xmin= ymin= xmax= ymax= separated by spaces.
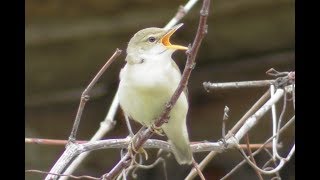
xmin=118 ymin=23 xmax=192 ymax=165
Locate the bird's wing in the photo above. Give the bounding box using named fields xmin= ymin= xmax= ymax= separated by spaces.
xmin=171 ymin=60 xmax=189 ymax=99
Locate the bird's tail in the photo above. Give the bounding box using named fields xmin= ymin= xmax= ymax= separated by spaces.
xmin=162 ymin=121 xmax=193 ymax=165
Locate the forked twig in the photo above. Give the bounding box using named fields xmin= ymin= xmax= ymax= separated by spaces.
xmin=192 ymin=159 xmax=206 ymax=180
xmin=45 ymin=49 xmax=122 ymax=180
xmin=220 ymin=116 xmax=294 ymax=180
xmin=68 ymin=49 xmax=122 ymax=142
xmin=185 ymin=90 xmax=270 ymax=179
xmin=245 ymin=134 xmax=263 ymax=180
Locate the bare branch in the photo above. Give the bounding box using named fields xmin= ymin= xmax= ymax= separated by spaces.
xmin=262 ymin=148 xmax=281 ymax=179
xmin=130 ymin=157 xmax=167 ymax=180
xmin=26 ymin=137 xmax=275 ymax=150
xmin=25 ymin=138 xmax=86 ymax=145
xmin=220 ymin=116 xmax=294 ymax=180
xmin=187 ymin=88 xmax=286 ymax=179
xmin=235 ymin=141 xmax=294 ymax=175
xmin=274 ymin=90 xmax=288 ymax=159
xmin=45 ymin=49 xmax=122 ymax=180
xmin=245 ymin=134 xmax=263 ymax=180
xmin=230 ymin=88 xmax=284 ymax=143
xmin=185 ymin=151 xmax=218 ymax=180
xmin=203 ymin=80 xmax=274 ymax=91
xmin=125 ymin=115 xmax=134 ymax=137
xmin=68 ymin=49 xmax=122 ymax=142
xmin=222 ymin=106 xmax=230 ymax=139
xmin=164 ymin=0 xmax=200 ymax=30
xmin=26 ymin=170 xmax=100 ymax=180
xmin=192 ymin=159 xmax=206 ymax=180
xmin=186 ymin=90 xmax=270 ymax=180
xmin=270 ymin=85 xmax=278 ymax=159
xmin=226 ymin=90 xmax=270 ymax=139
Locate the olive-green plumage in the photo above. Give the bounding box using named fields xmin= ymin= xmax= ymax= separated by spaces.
xmin=118 ymin=24 xmax=192 ymax=165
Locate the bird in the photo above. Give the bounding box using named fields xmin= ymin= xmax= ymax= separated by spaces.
xmin=118 ymin=23 xmax=192 ymax=165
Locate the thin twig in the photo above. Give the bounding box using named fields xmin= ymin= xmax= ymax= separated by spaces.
xmin=220 ymin=116 xmax=294 ymax=180
xmin=275 ymin=90 xmax=288 ymax=159
xmin=263 ymin=148 xmax=281 ymax=179
xmin=226 ymin=89 xmax=270 ymax=139
xmin=45 ymin=49 xmax=122 ymax=180
xmin=188 ymin=88 xmax=285 ymax=180
xmin=103 ymin=0 xmax=210 ymax=179
xmin=245 ymin=134 xmax=263 ymax=180
xmin=164 ymin=0 xmax=200 ymax=30
xmin=61 ymin=91 xmax=119 ymax=180
xmin=125 ymin=115 xmax=134 ymax=137
xmin=203 ymin=80 xmax=275 ymax=91
xmin=25 ymin=137 xmax=275 ymax=149
xmin=186 ymin=90 xmax=270 ymax=180
xmin=185 ymin=151 xmax=218 ymax=180
xmin=25 ymin=138 xmax=87 ymax=145
xmin=27 ymin=139 xmax=275 ymax=155
xmin=68 ymin=49 xmax=122 ymax=142
xmin=222 ymin=106 xmax=229 ymax=139
xmin=270 ymin=85 xmax=277 ymax=159
xmin=26 ymin=170 xmax=100 ymax=180
xmin=266 ymin=68 xmax=289 ymax=77
xmin=130 ymin=157 xmax=167 ymax=180
xmin=231 ymin=88 xmax=284 ymax=142
xmin=235 ymin=141 xmax=294 ymax=175
xmin=192 ymin=159 xmax=206 ymax=180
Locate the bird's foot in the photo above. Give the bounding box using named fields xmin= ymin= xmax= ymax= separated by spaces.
xmin=128 ymin=139 xmax=149 ymax=161
xmin=150 ymin=124 xmax=165 ymax=136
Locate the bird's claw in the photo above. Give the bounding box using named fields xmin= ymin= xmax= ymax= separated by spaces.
xmin=128 ymin=139 xmax=149 ymax=160
xmin=150 ymin=124 xmax=165 ymax=136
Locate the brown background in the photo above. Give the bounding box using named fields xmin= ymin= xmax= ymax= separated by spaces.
xmin=25 ymin=0 xmax=295 ymax=179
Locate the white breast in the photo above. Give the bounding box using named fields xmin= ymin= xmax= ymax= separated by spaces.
xmin=118 ymin=54 xmax=185 ymax=125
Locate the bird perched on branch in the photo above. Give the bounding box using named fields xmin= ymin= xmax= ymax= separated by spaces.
xmin=118 ymin=23 xmax=192 ymax=165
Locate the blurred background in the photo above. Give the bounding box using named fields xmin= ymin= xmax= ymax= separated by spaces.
xmin=25 ymin=0 xmax=295 ymax=179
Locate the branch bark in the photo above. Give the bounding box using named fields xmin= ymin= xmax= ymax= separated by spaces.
xmin=45 ymin=49 xmax=122 ymax=180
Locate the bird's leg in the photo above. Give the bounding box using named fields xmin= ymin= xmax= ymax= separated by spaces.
xmin=150 ymin=123 xmax=165 ymax=136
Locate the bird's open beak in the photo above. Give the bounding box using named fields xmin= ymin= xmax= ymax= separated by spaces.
xmin=161 ymin=23 xmax=188 ymax=51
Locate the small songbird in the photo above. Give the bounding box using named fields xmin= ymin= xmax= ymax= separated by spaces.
xmin=118 ymin=23 xmax=192 ymax=165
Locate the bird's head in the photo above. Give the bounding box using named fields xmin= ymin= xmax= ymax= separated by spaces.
xmin=126 ymin=23 xmax=188 ymax=62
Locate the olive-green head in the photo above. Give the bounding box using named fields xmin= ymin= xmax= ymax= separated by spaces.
xmin=126 ymin=23 xmax=188 ymax=57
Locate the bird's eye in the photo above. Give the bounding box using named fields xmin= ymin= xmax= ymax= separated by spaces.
xmin=148 ymin=36 xmax=156 ymax=43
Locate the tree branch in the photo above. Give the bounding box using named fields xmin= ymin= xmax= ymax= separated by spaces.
xmin=68 ymin=49 xmax=122 ymax=142
xmin=220 ymin=116 xmax=294 ymax=180
xmin=164 ymin=0 xmax=200 ymax=30
xmin=45 ymin=49 xmax=122 ymax=180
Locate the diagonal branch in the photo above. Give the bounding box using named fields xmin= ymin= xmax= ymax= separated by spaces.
xmin=68 ymin=49 xmax=122 ymax=142
xmin=103 ymin=0 xmax=210 ymax=179
xmin=245 ymin=134 xmax=263 ymax=180
xmin=45 ymin=49 xmax=122 ymax=180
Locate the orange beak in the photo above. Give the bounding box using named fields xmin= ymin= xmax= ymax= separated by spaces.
xmin=161 ymin=23 xmax=188 ymax=50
